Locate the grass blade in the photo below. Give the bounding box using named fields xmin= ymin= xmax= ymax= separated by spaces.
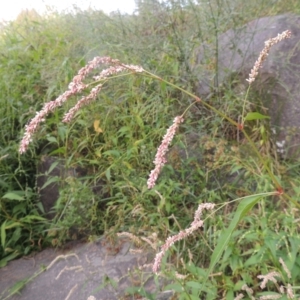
xmin=201 ymin=195 xmax=262 ymax=295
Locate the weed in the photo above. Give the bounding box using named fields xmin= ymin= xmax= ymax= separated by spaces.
xmin=18 ymin=26 xmax=299 ymax=298
xmin=2 ymin=1 xmax=300 ymax=299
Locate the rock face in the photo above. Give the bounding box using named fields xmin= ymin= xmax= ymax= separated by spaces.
xmin=0 ymin=239 xmax=174 ymax=300
xmin=194 ymin=13 xmax=300 ymax=158
xmin=36 ymin=156 xmax=85 ymax=219
xmin=37 ymin=156 xmax=105 ymax=219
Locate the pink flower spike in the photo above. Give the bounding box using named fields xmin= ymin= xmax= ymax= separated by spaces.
xmin=152 ymin=203 xmax=215 ymax=273
xmin=62 ymin=84 xmax=103 ymax=123
xmin=19 ymin=56 xmax=145 ymax=154
xmin=18 ymin=57 xmax=109 ymax=154
xmin=246 ymin=30 xmax=291 ymax=84
xmin=147 ymin=116 xmax=184 ymax=189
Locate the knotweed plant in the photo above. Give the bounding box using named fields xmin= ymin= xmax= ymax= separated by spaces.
xmin=19 ymin=57 xmax=144 ymax=154
xmin=19 ymin=30 xmax=298 ymax=298
xmin=234 ymin=265 xmax=295 ymax=299
xmin=152 ymin=202 xmax=215 ymax=273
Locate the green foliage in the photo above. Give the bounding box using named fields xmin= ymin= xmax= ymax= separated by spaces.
xmin=1 ymin=0 xmax=300 ymax=299
xmin=161 ymin=203 xmax=300 ymax=298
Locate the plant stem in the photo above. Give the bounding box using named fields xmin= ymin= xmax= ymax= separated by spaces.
xmin=143 ymin=70 xmax=285 ymax=194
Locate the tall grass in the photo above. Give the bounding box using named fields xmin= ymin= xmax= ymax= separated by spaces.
xmin=1 ymin=0 xmax=300 ymax=299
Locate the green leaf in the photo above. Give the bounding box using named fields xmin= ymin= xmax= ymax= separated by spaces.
xmin=0 ymin=259 xmax=7 ymax=268
xmin=46 ymin=136 xmax=57 ymax=143
xmin=186 ymin=281 xmax=203 ymax=289
xmin=2 ymin=191 xmax=25 ymax=201
xmin=49 ymin=147 xmax=66 ymax=155
xmin=12 ymin=202 xmax=27 ymax=214
xmin=288 ymin=237 xmax=300 ymax=267
xmin=0 ymin=251 xmax=20 ymax=268
xmin=105 ymin=168 xmax=111 ymax=181
xmin=189 ymin=296 xmax=201 ymax=300
xmin=135 ymin=115 xmax=144 ymax=129
xmin=6 ymin=278 xmax=28 ymax=296
xmin=20 ymin=215 xmax=46 ymax=223
xmin=103 ymin=150 xmax=121 ymax=158
xmin=265 ymin=237 xmax=277 ymax=260
xmin=186 ymin=263 xmax=207 ymax=277
xmin=47 ymin=161 xmax=60 ymax=174
xmin=160 ymin=81 xmax=167 ymax=92
xmin=244 ymin=252 xmax=263 ymax=267
xmin=244 ymin=112 xmax=270 ymax=121
xmin=164 ymin=283 xmax=183 ymax=292
xmin=1 ymin=220 xmax=7 ymax=248
xmin=226 ymin=290 xmax=234 ymax=300
xmin=40 ymin=176 xmax=59 ymax=190
xmin=203 ymin=195 xmax=262 ymax=292
xmin=3 ymin=221 xmax=22 ymax=230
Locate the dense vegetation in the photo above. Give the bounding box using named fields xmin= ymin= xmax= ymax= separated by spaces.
xmin=1 ymin=0 xmax=300 ymax=298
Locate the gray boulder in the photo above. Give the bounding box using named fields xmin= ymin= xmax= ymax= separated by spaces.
xmin=37 ymin=156 xmax=105 ymax=220
xmin=0 ymin=238 xmax=174 ymax=300
xmin=194 ymin=13 xmax=300 ymax=158
xmin=37 ymin=156 xmax=69 ymax=219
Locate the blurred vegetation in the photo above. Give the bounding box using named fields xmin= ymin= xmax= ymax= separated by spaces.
xmin=1 ymin=0 xmax=300 ymax=298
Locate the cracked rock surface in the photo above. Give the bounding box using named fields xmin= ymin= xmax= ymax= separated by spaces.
xmin=0 ymin=239 xmax=174 ymax=300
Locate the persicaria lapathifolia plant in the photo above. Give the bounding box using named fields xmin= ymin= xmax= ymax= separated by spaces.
xmin=19 ymin=30 xmax=297 ymax=278
xmin=246 ymin=30 xmax=291 ymax=84
xmin=19 ymin=57 xmax=144 ymax=154
xmin=147 ymin=115 xmax=184 ymax=189
xmin=152 ymin=203 xmax=215 ymax=273
xmin=19 ymin=31 xmax=291 ymax=176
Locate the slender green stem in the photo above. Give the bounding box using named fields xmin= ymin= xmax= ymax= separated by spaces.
xmin=142 ymin=70 xmax=239 ymax=127
xmin=282 ymin=192 xmax=300 ymax=208
xmin=241 ymin=130 xmax=280 ymax=188
xmin=241 ymin=85 xmax=252 ymax=121
xmin=93 ymin=69 xmax=296 ymax=206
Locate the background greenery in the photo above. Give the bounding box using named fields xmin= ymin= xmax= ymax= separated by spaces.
xmin=1 ymin=0 xmax=300 ymax=298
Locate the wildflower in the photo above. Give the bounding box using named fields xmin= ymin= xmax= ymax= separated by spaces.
xmin=242 ymin=284 xmax=255 ymax=300
xmin=62 ymin=84 xmax=103 ymax=122
xmin=257 ymin=271 xmax=281 ymax=289
xmin=187 ymin=248 xmax=193 ymax=263
xmin=152 ymin=203 xmax=215 ymax=273
xmin=19 ymin=57 xmax=106 ymax=154
xmin=279 ymin=285 xmax=285 ymax=294
xmin=147 ymin=115 xmax=184 ymax=189
xmin=19 ymin=56 xmax=144 ymax=154
xmin=175 ymin=272 xmax=188 ymax=280
xmin=286 ymin=284 xmax=294 ymax=299
xmin=259 ymin=295 xmax=282 ymax=300
xmin=93 ymin=64 xmax=144 ymax=81
xmin=19 ymin=88 xmax=83 ymax=154
xmin=246 ymin=30 xmax=291 ymax=84
xmin=279 ymin=257 xmax=291 ymax=279
xmin=234 ymin=294 xmax=244 ymax=300
xmin=141 ymin=236 xmax=157 ymax=250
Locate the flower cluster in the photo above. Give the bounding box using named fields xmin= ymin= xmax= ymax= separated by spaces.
xmin=19 ymin=57 xmax=144 ymax=154
xmin=257 ymin=271 xmax=281 ymax=289
xmin=279 ymin=257 xmax=291 ymax=279
xmin=152 ymin=202 xmax=215 ymax=273
xmin=246 ymin=30 xmax=291 ymax=84
xmin=235 ymin=262 xmax=294 ymax=300
xmin=147 ymin=115 xmax=184 ymax=189
xmin=62 ymin=84 xmax=103 ymax=123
